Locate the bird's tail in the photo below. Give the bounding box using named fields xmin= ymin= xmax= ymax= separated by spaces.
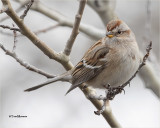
xmin=24 ymin=71 xmax=72 ymax=92
xmin=65 ymin=84 xmax=80 ymax=95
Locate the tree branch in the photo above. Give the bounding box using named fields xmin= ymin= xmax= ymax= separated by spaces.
xmin=12 ymin=25 xmax=18 ymax=52
xmin=20 ymin=0 xmax=34 ymax=20
xmin=14 ymin=0 xmax=105 ymax=40
xmin=0 ymin=24 xmax=20 ymax=32
xmin=34 ymin=23 xmax=60 ymax=35
xmin=0 ymin=23 xmax=60 ymax=36
xmin=80 ymin=85 xmax=122 ymax=128
xmin=0 ymin=0 xmax=28 ymax=22
xmin=0 ymin=43 xmax=55 ymax=78
xmin=63 ymin=0 xmax=87 ymax=56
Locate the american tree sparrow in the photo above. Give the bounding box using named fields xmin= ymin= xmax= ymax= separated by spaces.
xmin=25 ymin=20 xmax=140 ymax=96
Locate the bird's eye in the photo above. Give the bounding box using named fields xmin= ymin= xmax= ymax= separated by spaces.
xmin=118 ymin=30 xmax=122 ymax=34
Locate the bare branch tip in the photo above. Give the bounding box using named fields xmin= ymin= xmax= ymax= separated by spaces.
xmin=63 ymin=0 xmax=87 ymax=56
xmin=20 ymin=0 xmax=34 ymax=20
xmin=0 ymin=25 xmax=20 ymax=32
xmin=12 ymin=24 xmax=18 ymax=52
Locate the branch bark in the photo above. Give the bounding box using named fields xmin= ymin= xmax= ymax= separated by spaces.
xmin=0 ymin=25 xmax=20 ymax=32
xmin=0 ymin=0 xmax=28 ymax=22
xmin=19 ymin=0 xmax=34 ymax=20
xmin=81 ymin=86 xmax=122 ymax=128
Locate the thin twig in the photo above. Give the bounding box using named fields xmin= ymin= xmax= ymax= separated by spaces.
xmin=0 ymin=1 xmax=27 ymax=22
xmin=63 ymin=0 xmax=87 ymax=56
xmin=0 ymin=43 xmax=55 ymax=78
xmin=34 ymin=23 xmax=60 ymax=35
xmin=20 ymin=0 xmax=34 ymax=19
xmin=0 ymin=25 xmax=21 ymax=32
xmin=14 ymin=0 xmax=104 ymax=40
xmin=12 ymin=24 xmax=18 ymax=52
xmin=121 ymin=41 xmax=152 ymax=88
xmin=0 ymin=24 xmax=60 ymax=36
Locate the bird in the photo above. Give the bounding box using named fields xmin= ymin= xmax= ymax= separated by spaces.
xmin=24 ymin=19 xmax=140 ymax=95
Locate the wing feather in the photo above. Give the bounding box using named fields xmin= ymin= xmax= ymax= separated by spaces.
xmin=72 ymin=39 xmax=110 ymax=86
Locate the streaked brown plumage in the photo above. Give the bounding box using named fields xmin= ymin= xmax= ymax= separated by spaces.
xmin=24 ymin=19 xmax=140 ymax=95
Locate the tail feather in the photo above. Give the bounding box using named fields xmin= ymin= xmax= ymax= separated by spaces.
xmin=24 ymin=84 xmax=47 ymax=92
xmin=24 ymin=72 xmax=72 ymax=92
xmin=65 ymin=84 xmax=80 ymax=95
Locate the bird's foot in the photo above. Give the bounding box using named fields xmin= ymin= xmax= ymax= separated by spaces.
xmin=87 ymin=84 xmax=126 ymax=115
xmin=103 ymin=84 xmax=125 ymax=100
xmin=94 ymin=84 xmax=126 ymax=115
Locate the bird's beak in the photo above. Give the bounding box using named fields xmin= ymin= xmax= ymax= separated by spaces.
xmin=106 ymin=31 xmax=114 ymax=38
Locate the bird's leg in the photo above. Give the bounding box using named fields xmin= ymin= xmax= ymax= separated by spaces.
xmin=86 ymin=84 xmax=126 ymax=115
xmin=94 ymin=84 xmax=127 ymax=115
xmin=103 ymin=84 xmax=126 ymax=100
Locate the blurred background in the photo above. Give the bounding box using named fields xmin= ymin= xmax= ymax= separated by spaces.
xmin=0 ymin=0 xmax=159 ymax=128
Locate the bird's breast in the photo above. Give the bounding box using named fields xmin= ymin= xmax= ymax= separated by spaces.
xmin=86 ymin=49 xmax=140 ymax=89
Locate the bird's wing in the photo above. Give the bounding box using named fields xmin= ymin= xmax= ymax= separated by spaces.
xmin=66 ymin=38 xmax=110 ymax=94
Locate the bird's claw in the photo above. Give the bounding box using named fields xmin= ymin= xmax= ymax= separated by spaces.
xmin=93 ymin=84 xmax=126 ymax=115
